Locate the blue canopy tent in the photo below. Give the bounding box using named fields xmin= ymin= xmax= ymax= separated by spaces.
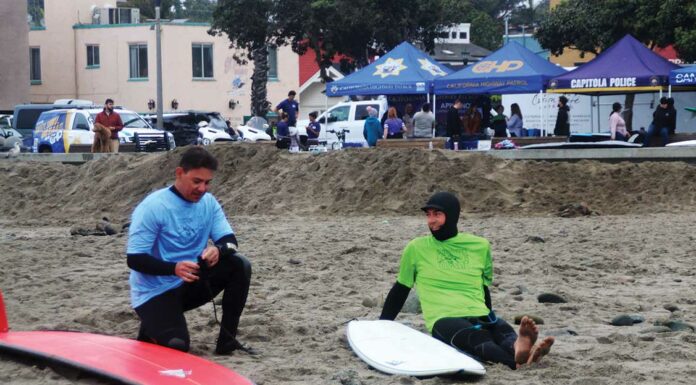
xmin=548 ymin=34 xmax=680 ymax=133
xmin=434 ymin=41 xmax=566 ymax=134
xmin=670 ymin=65 xmax=696 ymax=86
xmin=434 ymin=41 xmax=566 ymax=95
xmin=548 ymin=35 xmax=679 ymax=95
xmin=325 ymin=41 xmax=453 ymax=96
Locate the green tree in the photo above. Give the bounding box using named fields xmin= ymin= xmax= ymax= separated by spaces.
xmin=209 ymin=0 xmax=284 ymax=118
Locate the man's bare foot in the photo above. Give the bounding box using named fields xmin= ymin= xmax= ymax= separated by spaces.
xmin=514 ymin=316 xmax=539 ymax=366
xmin=527 ymin=336 xmax=554 ymax=364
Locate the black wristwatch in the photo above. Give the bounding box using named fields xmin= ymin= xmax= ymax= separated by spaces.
xmin=216 ymin=242 xmax=238 ymax=258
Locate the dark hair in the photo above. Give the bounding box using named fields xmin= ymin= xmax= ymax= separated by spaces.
xmin=660 ymin=96 xmax=668 ymax=104
xmin=105 ymin=98 xmax=114 ymax=104
xmin=611 ymin=102 xmax=622 ymax=115
xmin=179 ymin=146 xmax=218 ymax=171
xmin=510 ymin=103 xmax=522 ymax=119
xmin=454 ymin=98 xmax=462 ymax=105
xmin=309 ymin=111 xmax=317 ymax=118
xmin=280 ymin=112 xmax=289 ymax=120
xmin=558 ymin=96 xmax=568 ymax=105
xmin=667 ymin=97 xmax=675 ymax=106
xmin=288 ymin=90 xmax=296 ymax=96
xmin=421 ymin=103 xmax=431 ymax=112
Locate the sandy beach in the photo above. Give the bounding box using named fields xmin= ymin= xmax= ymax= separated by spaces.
xmin=1 ymin=144 xmax=696 ymax=384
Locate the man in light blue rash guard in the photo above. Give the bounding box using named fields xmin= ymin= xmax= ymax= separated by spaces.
xmin=127 ymin=146 xmax=254 ymax=355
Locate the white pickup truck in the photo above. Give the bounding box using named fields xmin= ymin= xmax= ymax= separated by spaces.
xmin=296 ymin=99 xmax=388 ymax=146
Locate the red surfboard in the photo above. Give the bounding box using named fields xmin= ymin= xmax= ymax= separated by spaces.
xmin=0 ymin=292 xmax=254 ymax=384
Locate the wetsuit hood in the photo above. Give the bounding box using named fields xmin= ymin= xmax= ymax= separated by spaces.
xmin=421 ymin=192 xmax=460 ymax=241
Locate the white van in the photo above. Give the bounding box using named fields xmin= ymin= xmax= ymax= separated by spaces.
xmin=296 ymin=98 xmax=388 ymax=146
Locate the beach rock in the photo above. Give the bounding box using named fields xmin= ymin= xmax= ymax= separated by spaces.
xmin=402 ymin=291 xmax=421 ymax=314
xmin=639 ymin=335 xmax=655 ymax=342
xmin=538 ymin=293 xmax=567 ymax=303
xmin=525 ymin=235 xmax=545 ymax=243
xmin=361 ymin=297 xmax=378 ymax=308
xmin=287 ymin=258 xmax=302 ymax=265
xmin=611 ymin=315 xmax=643 ymax=326
xmin=514 ymin=314 xmax=544 ymax=325
xmin=664 ymin=321 xmax=695 ymax=332
xmin=664 ymin=304 xmax=680 ymax=312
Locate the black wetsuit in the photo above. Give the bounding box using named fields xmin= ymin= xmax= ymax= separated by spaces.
xmin=127 ymin=186 xmax=251 ymax=354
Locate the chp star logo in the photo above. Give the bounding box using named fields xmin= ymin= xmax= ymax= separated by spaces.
xmin=418 ymin=58 xmax=447 ymax=76
xmin=373 ymin=58 xmax=407 ymax=78
xmin=330 ymin=85 xmax=339 ymax=94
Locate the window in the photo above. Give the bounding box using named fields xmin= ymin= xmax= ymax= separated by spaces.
xmin=87 ymin=45 xmax=100 ymax=68
xmin=129 ymin=44 xmax=148 ymax=79
xmin=30 ymin=47 xmax=41 ymax=84
xmin=459 ymin=32 xmax=467 ymax=40
xmin=27 ymin=0 xmax=45 ymax=28
xmin=328 ymin=106 xmax=350 ymax=122
xmin=437 ymin=32 xmax=448 ymax=39
xmin=73 ymin=113 xmax=90 ymax=130
xmin=268 ymin=46 xmax=278 ymax=79
xmin=192 ymin=44 xmax=213 ymax=79
xmin=354 ymin=104 xmax=380 ymax=120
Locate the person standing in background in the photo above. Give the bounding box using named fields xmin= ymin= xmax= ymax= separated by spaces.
xmin=554 ymin=96 xmax=570 ymax=137
xmin=609 ymin=102 xmax=628 ymax=141
xmin=402 ymin=104 xmax=415 ymax=138
xmin=95 ymin=98 xmax=123 ymax=153
xmin=506 ymin=103 xmax=523 ymax=138
xmin=274 ymin=91 xmax=299 ymax=128
xmin=412 ymin=103 xmax=436 ymax=138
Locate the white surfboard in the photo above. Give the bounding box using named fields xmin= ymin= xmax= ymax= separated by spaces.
xmin=666 ymin=140 xmax=696 ymax=147
xmin=346 ymin=320 xmax=486 ymax=377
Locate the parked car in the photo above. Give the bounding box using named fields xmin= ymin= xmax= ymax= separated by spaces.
xmin=1 ymin=114 xmax=24 ymax=152
xmin=13 ymin=103 xmax=79 ymax=146
xmin=295 ymin=98 xmax=387 ymax=146
xmin=143 ymin=111 xmax=236 ymax=147
xmin=32 ymin=108 xmax=175 ymax=153
xmin=236 ymin=116 xmax=272 ymax=142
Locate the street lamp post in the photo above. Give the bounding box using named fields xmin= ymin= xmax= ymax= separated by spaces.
xmin=155 ymin=0 xmax=163 ymax=129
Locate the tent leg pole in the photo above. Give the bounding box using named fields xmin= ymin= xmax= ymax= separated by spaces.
xmin=433 ymin=94 xmax=437 ymax=138
xmin=668 ymin=85 xmax=672 ymax=97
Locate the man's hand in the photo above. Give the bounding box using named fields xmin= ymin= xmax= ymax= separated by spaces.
xmin=175 ymin=261 xmax=200 ymax=283
xmin=200 ymin=245 xmax=220 ymax=268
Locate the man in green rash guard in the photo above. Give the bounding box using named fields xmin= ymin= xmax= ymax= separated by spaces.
xmin=380 ymin=192 xmax=554 ymax=369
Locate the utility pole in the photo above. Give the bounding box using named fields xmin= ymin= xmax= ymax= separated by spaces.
xmin=155 ymin=0 xmax=163 ymax=129
xmin=504 ymin=14 xmax=511 ymax=45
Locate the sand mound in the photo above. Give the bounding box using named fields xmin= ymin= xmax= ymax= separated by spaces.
xmin=2 ymin=144 xmax=696 ymax=224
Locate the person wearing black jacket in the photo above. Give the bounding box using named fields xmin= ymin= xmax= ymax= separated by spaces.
xmin=645 ymin=97 xmax=671 ymax=147
xmin=446 ymin=99 xmax=464 ymax=148
xmin=553 ymin=96 xmax=570 ymax=136
xmin=379 ymin=192 xmax=554 ymax=369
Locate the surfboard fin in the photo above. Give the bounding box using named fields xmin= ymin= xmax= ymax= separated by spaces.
xmin=0 ymin=290 xmax=9 ymax=332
